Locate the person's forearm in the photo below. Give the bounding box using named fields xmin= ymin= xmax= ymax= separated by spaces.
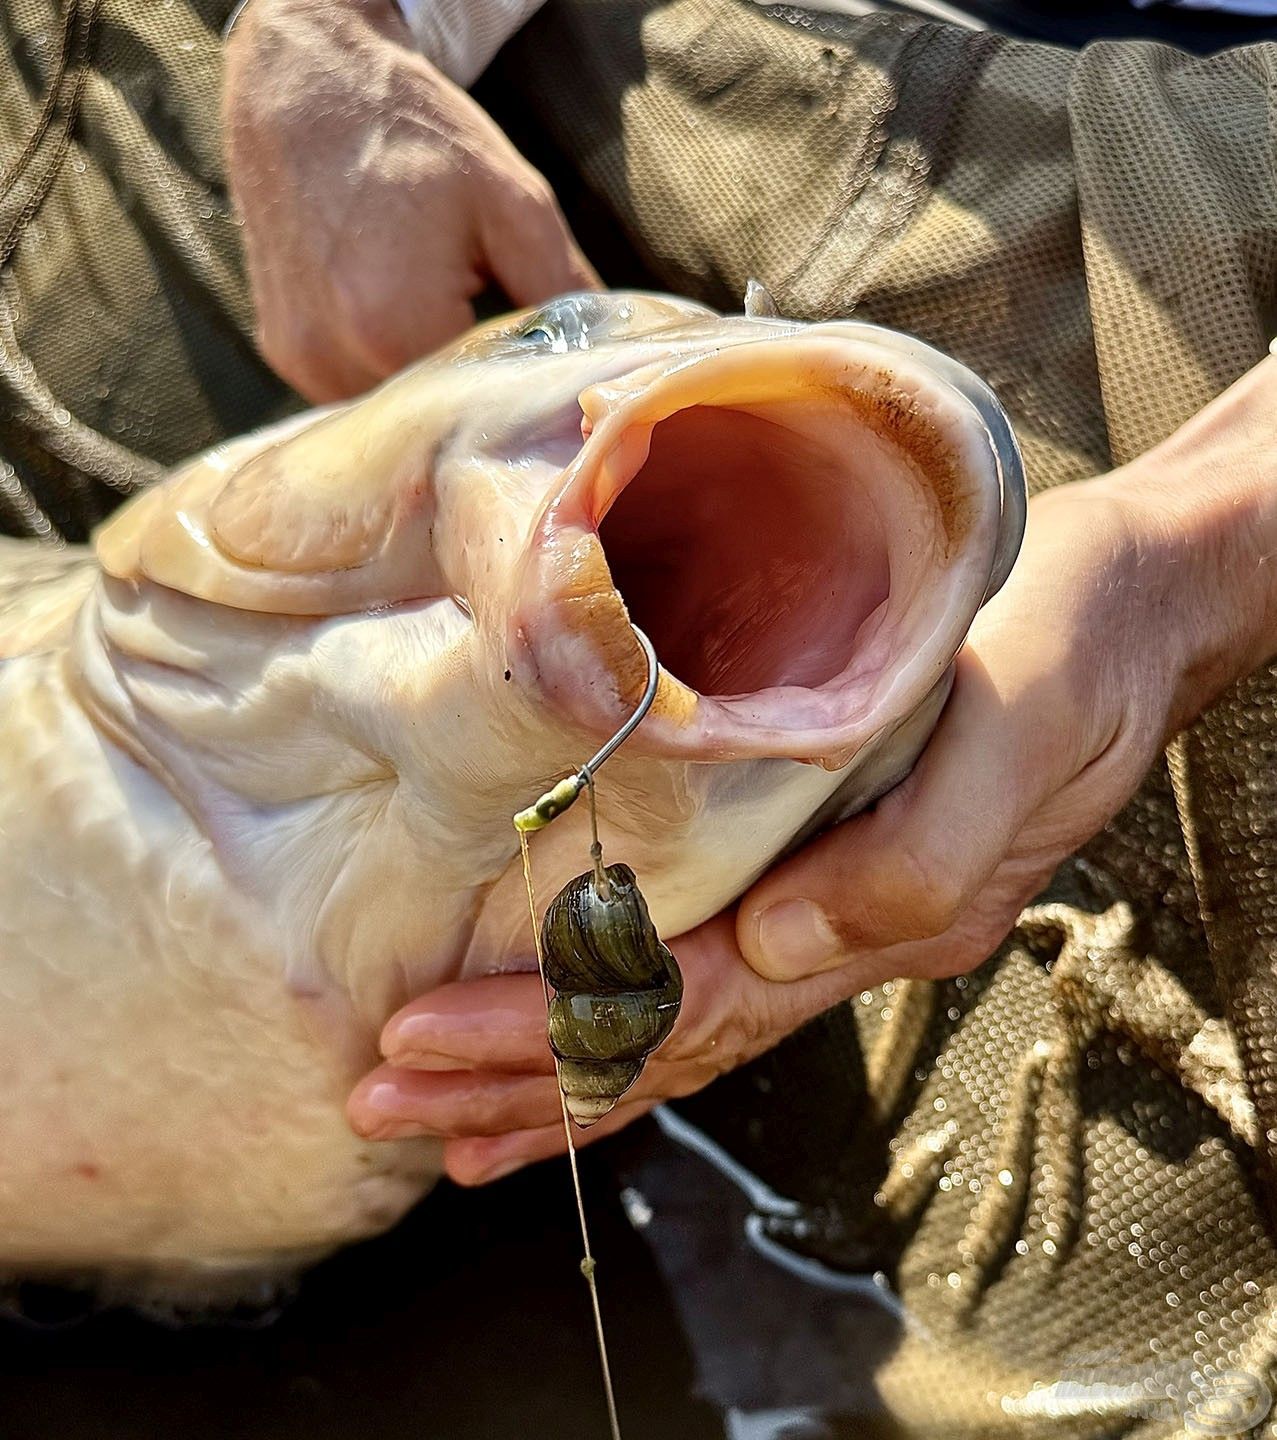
xmin=1107 ymin=353 xmax=1277 ymax=736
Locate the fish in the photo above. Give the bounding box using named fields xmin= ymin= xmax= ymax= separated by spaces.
xmin=0 ymin=290 xmax=1024 ymax=1302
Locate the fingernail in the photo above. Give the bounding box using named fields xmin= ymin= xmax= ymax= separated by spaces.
xmin=362 ymin=1081 xmax=408 ymax=1115
xmin=754 ymin=899 xmax=842 ymax=978
xmin=382 ymin=1016 xmax=471 ymax=1066
xmin=386 ymin=1014 xmax=464 ymax=1056
xmin=385 ymin=1007 xmax=526 ymax=1062
xmin=351 ymin=1084 xmax=441 ymax=1140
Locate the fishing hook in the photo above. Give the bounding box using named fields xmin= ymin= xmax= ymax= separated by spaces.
xmin=514 ymin=626 xmax=660 ymax=833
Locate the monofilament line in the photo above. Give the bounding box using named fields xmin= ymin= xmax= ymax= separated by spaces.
xmin=518 ymin=829 xmax=623 ymax=1440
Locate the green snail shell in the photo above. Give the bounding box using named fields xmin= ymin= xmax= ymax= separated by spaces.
xmin=542 ymin=862 xmax=683 ymax=1127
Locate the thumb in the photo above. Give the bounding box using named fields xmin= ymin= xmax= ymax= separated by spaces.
xmin=478 ymin=166 xmax=601 ymax=307
xmin=738 ymin=652 xmax=1056 ymax=982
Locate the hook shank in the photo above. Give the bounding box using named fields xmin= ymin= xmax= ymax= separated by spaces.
xmin=513 ymin=627 xmax=660 ymax=833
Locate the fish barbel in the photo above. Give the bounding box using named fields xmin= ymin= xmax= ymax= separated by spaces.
xmin=0 ymin=291 xmax=1023 ymax=1301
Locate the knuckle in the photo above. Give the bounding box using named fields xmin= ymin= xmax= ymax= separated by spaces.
xmin=701 ymin=985 xmax=785 ymax=1079
xmin=511 ymin=161 xmax=555 ymax=205
xmin=502 ymin=171 xmax=560 ymax=226
xmin=910 ymin=941 xmax=989 ymax=982
xmin=255 ymin=328 xmax=305 ymax=390
xmin=904 ymin=896 xmax=1030 ymax=983
xmin=864 ymin=841 xmax=969 ymax=942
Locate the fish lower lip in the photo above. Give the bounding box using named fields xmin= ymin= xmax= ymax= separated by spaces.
xmin=522 ymin=334 xmax=1006 ymax=767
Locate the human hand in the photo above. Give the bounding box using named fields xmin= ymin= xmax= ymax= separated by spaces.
xmin=348 ymin=911 xmax=866 ymax=1183
xmin=348 ymin=354 xmax=1277 ymax=1183
xmin=223 ymin=0 xmax=599 ymax=402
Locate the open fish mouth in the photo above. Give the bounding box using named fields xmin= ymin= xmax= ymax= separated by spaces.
xmin=520 ymin=330 xmax=1023 ymax=770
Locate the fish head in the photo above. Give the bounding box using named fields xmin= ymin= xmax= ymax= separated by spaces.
xmin=90 ymin=291 xmax=1025 ymax=999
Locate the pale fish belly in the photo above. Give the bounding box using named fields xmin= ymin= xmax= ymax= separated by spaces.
xmin=0 ymin=540 xmax=97 ymax=656
xmin=0 ymin=553 xmax=436 ymax=1301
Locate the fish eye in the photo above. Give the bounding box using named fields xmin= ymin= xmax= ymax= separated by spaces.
xmin=519 ymin=319 xmax=559 ymax=346
xmin=514 ymin=295 xmax=612 ymax=353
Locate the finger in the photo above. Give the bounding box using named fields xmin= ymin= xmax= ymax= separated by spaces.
xmin=376 ymin=919 xmax=766 ymax=1082
xmin=341 ymin=287 xmax=479 ymax=382
xmin=444 ymin=1100 xmax=653 ymax=1187
xmin=374 ymin=916 xmax=860 ymax=1096
xmin=479 ymin=171 xmax=601 ymax=307
xmin=656 ymin=912 xmax=862 ymax=1062
xmin=321 ymin=247 xmax=480 ymax=383
xmin=347 ymin=1063 xmax=562 ymax=1140
xmin=256 ymin=307 xmax=384 ymax=405
xmin=738 ymin=649 xmax=1054 ymax=980
xmin=379 ymin=971 xmax=555 ymax=1073
xmin=247 ymin=258 xmax=387 ymax=403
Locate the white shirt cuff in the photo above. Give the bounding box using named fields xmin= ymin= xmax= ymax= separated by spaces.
xmin=395 ymin=0 xmax=550 ymax=86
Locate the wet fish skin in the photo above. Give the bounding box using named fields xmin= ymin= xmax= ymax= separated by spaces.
xmin=0 ymin=293 xmax=1023 ymax=1300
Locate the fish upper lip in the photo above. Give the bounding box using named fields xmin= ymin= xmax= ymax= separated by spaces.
xmin=516 ymin=331 xmax=1008 ymax=768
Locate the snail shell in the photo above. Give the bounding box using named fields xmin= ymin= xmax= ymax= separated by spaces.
xmin=541 ymin=862 xmax=683 ymax=1127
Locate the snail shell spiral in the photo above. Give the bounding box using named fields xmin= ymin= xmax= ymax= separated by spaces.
xmin=541 ymin=862 xmax=683 ymax=1127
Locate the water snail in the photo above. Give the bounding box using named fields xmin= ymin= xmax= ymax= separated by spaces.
xmin=541 ymin=860 xmax=682 ymax=1125
xmin=514 ymin=626 xmax=683 ymax=1127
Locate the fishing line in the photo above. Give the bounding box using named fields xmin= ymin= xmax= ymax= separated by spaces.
xmin=519 ymin=827 xmax=621 ymax=1440
xmin=512 ymin=626 xmax=663 ymax=1440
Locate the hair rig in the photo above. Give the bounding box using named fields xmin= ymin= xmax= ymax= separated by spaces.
xmin=513 ymin=627 xmax=683 ymax=1127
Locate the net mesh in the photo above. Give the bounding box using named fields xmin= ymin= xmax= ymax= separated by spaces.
xmin=0 ymin=0 xmax=292 ymax=543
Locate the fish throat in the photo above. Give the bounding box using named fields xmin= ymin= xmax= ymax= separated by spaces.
xmin=528 ymin=326 xmax=1002 ymax=777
